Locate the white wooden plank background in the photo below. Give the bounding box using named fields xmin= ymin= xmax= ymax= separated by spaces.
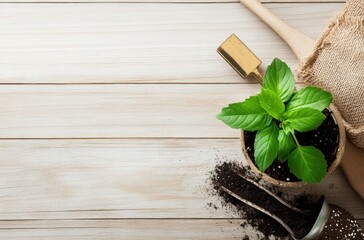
xmin=0 ymin=0 xmax=345 ymax=2
xmin=0 ymin=220 xmax=362 ymax=240
xmin=0 ymin=84 xmax=253 ymax=138
xmin=0 ymin=3 xmax=343 ymax=83
xmin=0 ymin=219 xmax=361 ymax=240
xmin=0 ymin=0 xmax=362 ymax=239
xmin=0 ymin=220 xmax=291 ymax=239
xmin=0 ymin=139 xmax=362 ymax=220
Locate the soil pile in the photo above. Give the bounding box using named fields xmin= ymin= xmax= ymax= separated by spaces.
xmin=209 ymin=161 xmax=318 ymax=240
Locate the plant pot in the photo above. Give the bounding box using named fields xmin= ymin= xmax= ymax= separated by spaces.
xmin=241 ymin=104 xmax=346 ymax=187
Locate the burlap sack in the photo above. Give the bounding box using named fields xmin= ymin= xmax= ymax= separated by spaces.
xmin=298 ymin=0 xmax=364 ymax=149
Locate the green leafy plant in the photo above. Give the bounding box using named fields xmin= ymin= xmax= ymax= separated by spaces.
xmin=217 ymin=58 xmax=333 ymax=183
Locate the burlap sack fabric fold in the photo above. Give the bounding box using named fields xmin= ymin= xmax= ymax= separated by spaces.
xmin=298 ymin=0 xmax=364 ymax=149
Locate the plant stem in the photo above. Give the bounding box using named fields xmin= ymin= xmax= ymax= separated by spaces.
xmin=291 ymin=132 xmax=300 ymax=147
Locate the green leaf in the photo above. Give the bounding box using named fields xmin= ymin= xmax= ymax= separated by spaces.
xmin=286 ymin=86 xmax=333 ymax=112
xmin=282 ymin=121 xmax=294 ymax=135
xmin=217 ymin=96 xmax=272 ymax=131
xmin=263 ymin=58 xmax=295 ymax=102
xmin=285 ymin=107 xmax=326 ymax=132
xmin=259 ymin=88 xmax=285 ymax=121
xmin=254 ymin=123 xmax=279 ymax=172
xmin=288 ymin=146 xmax=327 ymax=183
xmin=277 ymin=130 xmax=296 ymax=162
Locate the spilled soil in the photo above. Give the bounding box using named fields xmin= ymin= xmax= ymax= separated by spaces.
xmin=208 ymin=161 xmax=319 ymax=240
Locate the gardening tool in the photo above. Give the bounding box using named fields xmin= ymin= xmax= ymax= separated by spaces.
xmin=217 ymin=166 xmax=363 ymax=239
xmin=217 ymin=34 xmax=345 ymax=187
xmin=238 ymin=0 xmax=364 ymax=200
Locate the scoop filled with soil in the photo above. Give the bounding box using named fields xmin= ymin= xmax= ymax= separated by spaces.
xmin=212 ymin=162 xmax=364 ymax=239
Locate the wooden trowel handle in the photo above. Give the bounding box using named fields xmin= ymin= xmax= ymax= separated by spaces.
xmin=240 ymin=0 xmax=315 ymax=60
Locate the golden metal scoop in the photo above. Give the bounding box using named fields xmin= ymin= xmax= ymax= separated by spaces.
xmin=217 ymin=34 xmax=263 ymax=85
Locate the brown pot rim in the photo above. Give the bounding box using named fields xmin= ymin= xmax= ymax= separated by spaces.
xmin=241 ymin=103 xmax=346 ymax=188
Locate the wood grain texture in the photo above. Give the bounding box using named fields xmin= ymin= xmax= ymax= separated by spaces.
xmin=0 ymin=84 xmax=255 ymax=138
xmin=0 ymin=3 xmax=343 ymax=83
xmin=0 ymin=220 xmax=280 ymax=240
xmin=0 ymin=0 xmax=345 ymax=2
xmin=0 ymin=219 xmax=361 ymax=239
xmin=0 ymin=84 xmax=358 ymax=139
xmin=0 ymin=139 xmax=361 ymax=220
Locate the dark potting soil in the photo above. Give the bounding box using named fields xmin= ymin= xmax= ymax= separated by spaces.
xmin=244 ymin=108 xmax=339 ymax=182
xmin=210 ymin=162 xmax=320 ymax=239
